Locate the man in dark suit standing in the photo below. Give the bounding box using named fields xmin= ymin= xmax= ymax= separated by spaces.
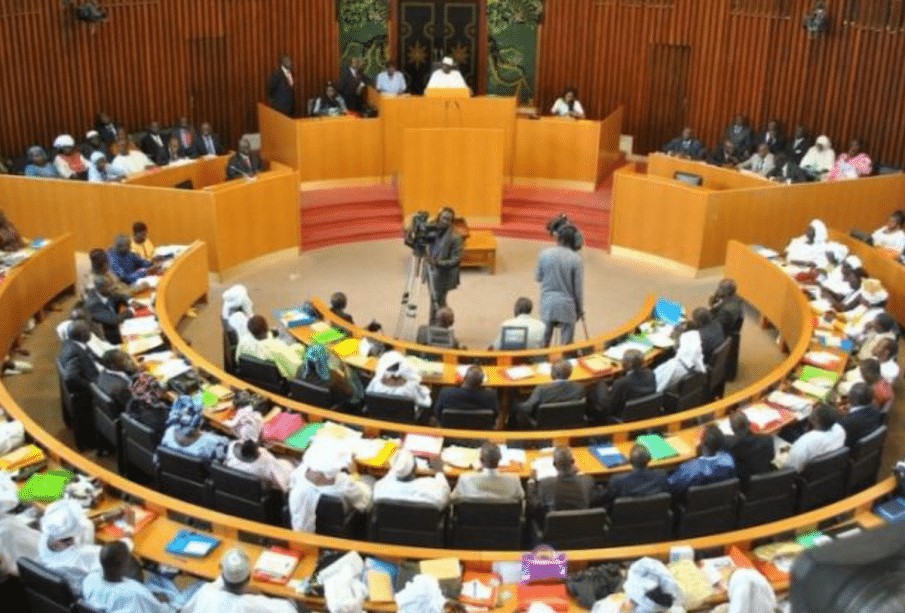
xmin=588 ymin=349 xmax=656 ymax=423
xmin=725 ymin=412 xmax=774 ymax=484
xmin=603 ymin=445 xmax=668 ymax=504
xmin=58 ymin=321 xmax=100 ymax=394
xmin=426 ymin=207 xmax=462 ymax=324
xmin=267 ymin=55 xmax=296 ymax=117
xmin=192 ymin=122 xmax=224 ymax=157
xmin=709 ymin=278 xmax=744 ymax=336
xmin=516 ymin=360 xmax=586 ymax=429
xmin=85 ymin=275 xmax=132 ymax=345
xmin=839 ymin=383 xmax=884 ymax=449
xmin=337 ymin=57 xmax=368 ymax=113
xmin=226 ymin=138 xmax=265 ymax=180
xmin=434 ymin=365 xmax=498 ymax=423
xmin=692 ymin=307 xmax=726 ymax=364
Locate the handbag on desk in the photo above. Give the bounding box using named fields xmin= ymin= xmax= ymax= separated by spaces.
xmin=521 ymin=545 xmax=568 ymax=584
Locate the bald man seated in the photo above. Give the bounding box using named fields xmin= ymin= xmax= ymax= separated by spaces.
xmin=433 ymin=365 xmax=498 ymax=422
xmin=514 ymin=360 xmax=585 ymax=429
xmin=416 ymin=306 xmax=460 ymax=349
xmin=587 ymin=348 xmax=655 ymax=424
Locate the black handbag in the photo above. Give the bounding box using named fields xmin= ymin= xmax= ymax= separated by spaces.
xmin=566 ymin=563 xmax=624 ymax=608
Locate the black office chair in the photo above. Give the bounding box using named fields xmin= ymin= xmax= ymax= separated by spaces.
xmin=237 ymin=355 xmax=286 ymax=394
xmin=369 ymin=500 xmax=447 ymax=547
xmin=846 ymin=426 xmax=887 ymax=494
xmin=89 ymin=382 xmax=120 ymax=463
xmin=157 ymin=446 xmax=212 ymax=507
xmin=287 ymin=377 xmax=334 ymax=407
xmin=364 ymin=392 xmax=419 ymax=425
xmin=209 ymin=462 xmax=281 ymax=524
xmin=535 ymin=399 xmax=587 ymax=429
xmin=534 ymin=508 xmax=607 ymax=549
xmin=675 ymin=478 xmax=740 ymax=538
xmin=607 ymin=493 xmax=673 ymax=545
xmin=315 ymin=494 xmax=361 ymax=538
xmin=16 ymin=557 xmax=76 ymax=613
xmin=663 ymin=371 xmax=708 ymax=414
xmin=120 ymin=413 xmax=160 ymax=485
xmin=706 ymin=338 xmax=733 ymax=400
xmin=797 ymin=446 xmax=850 ymax=511
xmin=439 ymin=409 xmax=496 ymax=430
xmin=737 ymin=468 xmax=797 ymax=528
xmin=617 ymin=392 xmax=664 ymax=423
xmin=425 ymin=327 xmax=456 ymax=348
xmin=499 ymin=326 xmax=529 ymax=350
xmin=221 ymin=319 xmax=239 ymax=375
xmin=725 ymin=315 xmax=744 ymax=382
xmin=55 ymin=357 xmax=72 ymax=428
xmin=56 ymin=360 xmax=96 ymax=451
xmin=450 ymin=500 xmax=524 ymax=550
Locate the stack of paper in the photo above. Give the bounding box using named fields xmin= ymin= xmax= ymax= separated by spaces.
xmin=122 ymin=335 xmax=164 ymax=356
xmin=279 ymin=308 xmax=316 ymax=328
xmin=403 ymin=433 xmax=444 ymax=458
xmin=149 ymin=358 xmax=192 ymax=382
xmin=579 ymin=354 xmax=616 ymax=375
xmin=743 ymin=405 xmax=784 ymax=430
xmin=498 ymin=446 xmax=527 ymax=469
xmin=309 ymin=321 xmax=331 ymax=333
xmin=119 ymin=316 xmax=161 ymax=337
xmin=367 ymin=570 xmax=394 ymax=603
xmin=531 ymin=455 xmax=557 ymax=480
xmin=354 ymin=439 xmax=398 ymax=468
xmin=311 ymin=327 xmax=347 ymax=345
xmin=331 ymin=337 xmax=360 ymax=358
xmin=98 ymin=506 xmax=158 ymax=539
xmin=502 ymin=365 xmax=536 ymax=380
xmin=0 ymin=444 xmax=45 ymax=471
xmin=766 ymin=390 xmax=815 ymax=414
xmin=604 ymin=340 xmax=652 ymax=361
xmin=803 ymin=350 xmax=842 ymax=369
xmin=252 ymin=547 xmax=301 ymax=585
xmin=284 ymin=422 xmax=325 ymax=450
xmin=441 ymin=446 xmax=481 ymax=470
xmin=407 ymin=356 xmax=445 ymax=379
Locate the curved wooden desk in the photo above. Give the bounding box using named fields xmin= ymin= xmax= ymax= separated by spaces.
xmin=1 ymin=235 xmax=895 ymax=612
xmin=159 ymin=240 xmax=813 ymax=450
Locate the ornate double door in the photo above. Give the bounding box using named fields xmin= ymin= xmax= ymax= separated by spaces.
xmin=397 ymin=1 xmax=482 ymax=94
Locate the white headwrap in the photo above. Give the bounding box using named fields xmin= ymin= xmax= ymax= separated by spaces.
xmin=221 ymin=284 xmax=253 ymax=319
xmin=40 ymin=499 xmax=87 ymax=541
xmin=815 ymin=134 xmax=832 ymax=149
xmin=0 ymin=472 xmax=18 ymax=513
xmin=86 ymin=130 xmax=100 ymax=139
xmin=809 ymin=219 xmax=828 ymax=244
xmin=824 ymin=242 xmax=848 ymax=262
xmin=53 ymin=134 xmax=75 ymax=149
xmin=844 ymin=255 xmax=863 ymax=270
xmin=89 ymin=151 xmax=106 ymax=164
xmin=394 ymin=574 xmax=446 ymax=613
xmin=374 ymin=350 xmax=420 ymax=384
xmin=441 ymin=56 xmax=455 ymax=67
xmin=623 ymin=557 xmax=684 ymax=613
xmin=388 ymin=449 xmax=416 ymax=479
xmin=304 ymin=445 xmax=346 ymax=480
xmin=727 ymin=569 xmax=776 ymax=613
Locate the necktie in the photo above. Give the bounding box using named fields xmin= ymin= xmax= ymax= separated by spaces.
xmin=205 ymin=136 xmax=214 ymax=155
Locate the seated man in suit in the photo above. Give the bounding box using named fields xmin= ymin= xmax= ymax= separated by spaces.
xmin=779 ymin=403 xmax=846 ymax=472
xmin=416 ymin=306 xmax=460 ymax=348
xmin=839 ymin=382 xmax=884 ymax=448
xmin=708 ymin=278 xmax=744 ymax=336
xmin=58 ymin=320 xmax=100 ymax=394
xmin=858 ymin=358 xmax=894 ymax=412
xmin=587 ymin=348 xmax=656 ymax=424
xmin=86 ymin=275 xmax=133 ymax=344
xmin=138 ymin=120 xmax=167 ymax=161
xmin=692 ymin=307 xmax=726 ymax=364
xmin=235 ymin=314 xmax=305 ymax=379
xmin=724 ymin=114 xmax=754 ymax=157
xmin=288 ymin=447 xmax=372 ymax=532
xmin=489 ymin=296 xmax=546 ymax=350
xmin=662 ymin=127 xmax=704 ymax=159
xmin=724 ymin=411 xmax=774 ymax=483
xmin=225 ymin=138 xmax=264 ymax=180
xmin=452 ymin=442 xmax=524 ymax=504
xmin=107 ymin=234 xmax=157 ymax=286
xmin=667 ymin=425 xmax=736 ymax=496
xmin=95 ymin=349 xmax=137 ymax=418
xmin=528 ymin=446 xmax=596 ymax=521
xmin=514 ymin=359 xmax=585 ymax=429
xmin=756 ymin=119 xmax=785 ymax=154
xmin=707 ymin=139 xmax=742 ymax=168
xmin=602 ymin=444 xmax=668 ymax=505
xmin=329 ymin=291 xmax=354 ymax=323
xmin=766 ymin=153 xmax=809 ymax=184
xmin=434 ymin=365 xmax=498 ymax=423
xmin=173 ymin=116 xmax=199 ymax=158
xmin=373 ymin=449 xmax=450 ymax=510
xmin=90 ymin=248 xmax=142 ymax=297
xmin=192 ymin=122 xmax=224 ymax=157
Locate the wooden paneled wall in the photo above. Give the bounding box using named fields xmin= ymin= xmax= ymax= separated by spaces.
xmin=0 ymin=0 xmax=338 ymax=155
xmin=537 ymin=0 xmax=905 ymax=165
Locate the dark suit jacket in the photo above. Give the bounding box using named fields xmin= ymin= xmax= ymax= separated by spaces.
xmin=766 ymin=161 xmax=809 ymax=184
xmin=725 ymin=124 xmax=754 ymax=156
xmin=756 ymin=131 xmax=786 ymax=154
xmin=85 ymin=289 xmax=130 ymax=344
xmin=434 ymin=385 xmax=499 ymax=421
xmin=95 ymin=370 xmax=133 ymax=418
xmin=708 ymin=147 xmax=742 ymax=167
xmin=58 ymin=340 xmax=99 ymax=393
xmin=520 ymin=380 xmax=586 ymax=416
xmin=173 ymin=128 xmax=199 ymax=158
xmin=786 ymin=135 xmax=813 ymax=164
xmin=95 ymin=121 xmax=120 ymax=145
xmin=663 ymin=137 xmax=704 ymax=159
xmin=725 ymin=432 xmax=774 ymax=483
xmin=603 ymin=468 xmax=669 ymax=504
xmin=590 ymin=368 xmax=656 ymax=422
xmin=839 ymin=405 xmax=884 ymax=449
xmin=191 ymin=133 xmax=225 ymax=157
xmin=139 ymin=132 xmax=168 ymax=161
xmin=337 ymin=67 xmax=367 ymax=112
xmin=125 ymin=397 xmax=168 ymax=444
xmin=711 ymin=294 xmax=744 ymax=336
xmin=267 ymin=68 xmax=296 ymax=116
xmin=226 ymin=152 xmax=265 ymax=180
xmin=430 ymin=229 xmax=463 ymax=296
xmin=698 ymin=320 xmax=726 ymax=363
xmin=531 ymin=473 xmax=596 ymax=519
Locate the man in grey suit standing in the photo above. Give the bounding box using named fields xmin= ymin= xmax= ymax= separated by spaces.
xmin=452 ymin=442 xmax=524 ymax=504
xmin=427 ymin=207 xmax=463 ymax=324
xmin=536 ymin=225 xmax=584 ymax=346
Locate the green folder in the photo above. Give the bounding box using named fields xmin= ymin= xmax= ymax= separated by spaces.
xmin=284 ymin=422 xmax=325 ymax=450
xmin=635 ymin=434 xmax=679 ymax=461
xmin=796 ymin=529 xmax=826 ymax=549
xmin=311 ymin=328 xmax=347 ymax=345
xmin=18 ymin=469 xmax=74 ymax=503
xmin=798 ymin=365 xmax=839 ymax=384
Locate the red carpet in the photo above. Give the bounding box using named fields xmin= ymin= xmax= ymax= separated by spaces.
xmin=299 ymin=178 xmax=613 ymax=251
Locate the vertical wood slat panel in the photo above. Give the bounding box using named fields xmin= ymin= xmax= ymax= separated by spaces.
xmin=538 ymin=0 xmax=905 ymax=166
xmin=0 ymin=0 xmax=338 ymax=155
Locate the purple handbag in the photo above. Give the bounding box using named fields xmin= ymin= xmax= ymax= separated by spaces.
xmin=520 ymin=545 xmax=568 ymax=583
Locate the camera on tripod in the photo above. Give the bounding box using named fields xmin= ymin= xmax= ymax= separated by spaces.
xmin=546 ymin=212 xmax=584 ymax=250
xmin=404 ymin=211 xmax=440 ymax=255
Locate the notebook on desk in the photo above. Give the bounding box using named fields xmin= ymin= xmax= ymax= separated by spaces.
xmin=311 ymin=327 xmax=347 ymax=345
xmin=165 ymin=530 xmax=220 ymax=558
xmin=636 ymin=434 xmax=679 ymax=461
xmin=590 ymin=445 xmax=628 ymax=469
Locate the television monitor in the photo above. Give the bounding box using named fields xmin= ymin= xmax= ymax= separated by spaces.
xmin=674 ymin=171 xmax=703 ymax=187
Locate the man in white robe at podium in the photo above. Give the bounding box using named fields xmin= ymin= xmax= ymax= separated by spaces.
xmin=426 ymin=56 xmax=468 ymax=90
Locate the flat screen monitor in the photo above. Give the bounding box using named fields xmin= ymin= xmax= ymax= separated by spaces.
xmin=674 ymin=171 xmax=703 ymax=187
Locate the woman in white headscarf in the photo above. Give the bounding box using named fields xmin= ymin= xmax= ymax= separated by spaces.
xmin=654 ymin=326 xmax=707 ymax=393
xmin=711 ymin=569 xmax=777 ymax=613
xmin=800 ymin=134 xmax=836 ymax=180
xmin=785 ymin=219 xmax=828 ymax=265
xmin=221 ymin=284 xmax=254 ymax=338
xmin=52 ymin=134 xmax=90 ymax=180
xmin=365 ymin=350 xmax=432 ymax=408
xmin=592 ymin=557 xmax=685 ymax=613
xmin=0 ymin=471 xmax=40 ymax=577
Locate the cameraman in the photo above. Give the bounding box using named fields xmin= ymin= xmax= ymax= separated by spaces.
xmin=536 ymin=225 xmax=584 ymax=346
xmin=427 ymin=207 xmax=463 ymax=323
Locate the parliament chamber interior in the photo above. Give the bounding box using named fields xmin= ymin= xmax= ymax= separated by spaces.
xmin=3 ymin=1 xmax=905 ymax=612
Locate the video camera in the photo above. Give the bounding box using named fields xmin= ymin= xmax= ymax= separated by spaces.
xmin=404 ymin=211 xmax=440 ymax=255
xmin=546 ymin=212 xmax=584 ymax=250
